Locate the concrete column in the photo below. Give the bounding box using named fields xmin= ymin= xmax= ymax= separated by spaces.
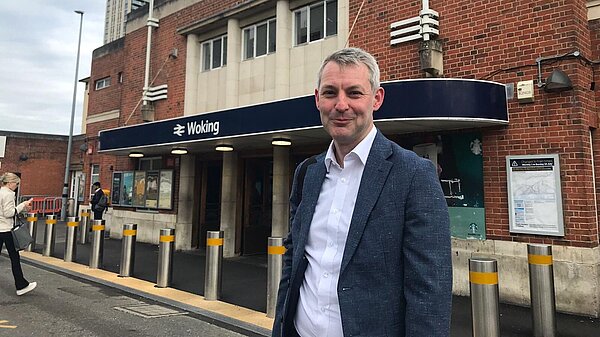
xmin=176 ymin=155 xmax=195 ymax=250
xmin=220 ymin=151 xmax=239 ymax=257
xmin=272 ymin=146 xmax=290 ymax=237
xmin=275 ymin=0 xmax=291 ymax=99
xmin=338 ymin=0 xmax=349 ymax=49
xmin=184 ymin=34 xmax=200 ymax=116
xmin=226 ymin=18 xmax=241 ymax=108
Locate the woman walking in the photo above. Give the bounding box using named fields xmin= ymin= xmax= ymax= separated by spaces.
xmin=0 ymin=172 xmax=36 ymax=296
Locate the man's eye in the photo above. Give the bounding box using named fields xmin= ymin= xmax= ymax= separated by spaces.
xmin=321 ymin=91 xmax=336 ymax=97
xmin=348 ymin=91 xmax=363 ymax=97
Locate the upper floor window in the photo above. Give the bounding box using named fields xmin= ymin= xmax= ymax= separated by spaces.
xmin=243 ymin=19 xmax=276 ymax=60
xmin=202 ymin=35 xmax=228 ymax=71
xmin=95 ymin=77 xmax=111 ymax=90
xmin=294 ymin=0 xmax=337 ymax=46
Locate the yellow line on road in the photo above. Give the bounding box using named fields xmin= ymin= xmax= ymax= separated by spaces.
xmin=0 ymin=320 xmax=16 ymax=329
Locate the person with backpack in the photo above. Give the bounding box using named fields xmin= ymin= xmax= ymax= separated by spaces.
xmin=91 ymin=182 xmax=107 ymax=220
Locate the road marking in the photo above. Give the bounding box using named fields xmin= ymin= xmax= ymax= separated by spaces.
xmin=0 ymin=320 xmax=17 ymax=329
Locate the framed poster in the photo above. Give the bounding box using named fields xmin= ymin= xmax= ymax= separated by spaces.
xmin=111 ymin=172 xmax=122 ymax=205
xmin=506 ymin=154 xmax=564 ymax=236
xmin=122 ymin=171 xmax=134 ymax=206
xmin=158 ymin=170 xmax=173 ymax=209
xmin=145 ymin=171 xmax=159 ymax=208
xmin=133 ymin=171 xmax=146 ymax=207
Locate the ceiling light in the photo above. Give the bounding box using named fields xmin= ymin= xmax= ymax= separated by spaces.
xmin=272 ymin=138 xmax=292 ymax=146
xmin=215 ymin=144 xmax=234 ymax=152
xmin=171 ymin=148 xmax=188 ymax=155
xmin=129 ymin=152 xmax=144 ymax=158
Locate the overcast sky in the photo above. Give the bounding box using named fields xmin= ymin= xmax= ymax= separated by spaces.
xmin=0 ymin=1 xmax=105 ymax=135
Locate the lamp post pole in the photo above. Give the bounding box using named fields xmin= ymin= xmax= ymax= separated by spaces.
xmin=61 ymin=10 xmax=84 ymax=221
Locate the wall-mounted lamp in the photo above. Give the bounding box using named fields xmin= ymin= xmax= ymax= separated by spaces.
xmin=544 ymin=69 xmax=573 ymax=93
xmin=215 ymin=144 xmax=234 ymax=152
xmin=272 ymin=138 xmax=292 ymax=146
xmin=171 ymin=147 xmax=188 ymax=155
xmin=19 ymin=154 xmax=28 ymax=161
xmin=129 ymin=152 xmax=144 ymax=158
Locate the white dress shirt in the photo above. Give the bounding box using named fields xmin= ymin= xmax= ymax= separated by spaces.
xmin=295 ymin=126 xmax=377 ymax=337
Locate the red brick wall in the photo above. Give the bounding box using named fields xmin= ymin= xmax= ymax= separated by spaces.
xmin=0 ymin=132 xmax=84 ymax=197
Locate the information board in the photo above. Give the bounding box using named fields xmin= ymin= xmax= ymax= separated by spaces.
xmin=506 ymin=154 xmax=564 ymax=236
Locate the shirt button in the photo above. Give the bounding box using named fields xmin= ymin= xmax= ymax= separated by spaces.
xmin=321 ymin=306 xmax=326 ymax=312
xmin=332 ymin=208 xmax=338 ymax=214
xmin=323 ymin=272 xmax=329 ymax=278
xmin=341 ymin=177 xmax=347 ymax=183
xmin=328 ymin=241 xmax=334 ymax=247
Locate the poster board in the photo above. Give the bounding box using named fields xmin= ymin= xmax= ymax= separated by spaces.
xmin=506 ymin=154 xmax=564 ymax=236
xmin=112 ymin=170 xmax=173 ymax=210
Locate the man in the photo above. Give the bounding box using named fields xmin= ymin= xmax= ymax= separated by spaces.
xmin=90 ymin=182 xmax=106 ymax=220
xmin=273 ymin=48 xmax=452 ymax=337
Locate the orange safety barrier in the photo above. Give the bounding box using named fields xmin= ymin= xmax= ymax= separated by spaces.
xmin=29 ymin=197 xmax=63 ymax=215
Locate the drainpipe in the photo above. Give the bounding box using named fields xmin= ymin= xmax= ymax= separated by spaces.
xmin=142 ymin=0 xmax=158 ymax=121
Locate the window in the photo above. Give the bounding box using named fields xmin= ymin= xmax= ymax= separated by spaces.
xmin=90 ymin=164 xmax=100 ymax=196
xmin=294 ymin=0 xmax=337 ymax=45
xmin=243 ymin=19 xmax=276 ymax=60
xmin=95 ymin=76 xmax=111 ymax=90
xmin=139 ymin=157 xmax=162 ymax=170
xmin=202 ymin=35 xmax=228 ymax=71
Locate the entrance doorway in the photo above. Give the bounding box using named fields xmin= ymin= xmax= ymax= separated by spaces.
xmin=198 ymin=161 xmax=222 ymax=248
xmin=242 ymin=158 xmax=273 ymax=255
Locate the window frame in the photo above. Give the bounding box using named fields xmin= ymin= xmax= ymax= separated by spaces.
xmin=242 ymin=18 xmax=276 ymax=60
xmin=201 ymin=35 xmax=228 ymax=71
xmin=95 ymin=76 xmax=111 ymax=90
xmin=293 ymin=0 xmax=337 ymax=46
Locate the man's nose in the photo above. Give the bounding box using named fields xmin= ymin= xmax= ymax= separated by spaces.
xmin=334 ymin=94 xmax=350 ymax=111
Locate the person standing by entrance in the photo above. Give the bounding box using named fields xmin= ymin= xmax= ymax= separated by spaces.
xmin=90 ymin=182 xmax=106 ymax=220
xmin=273 ymin=48 xmax=452 ymax=337
xmin=0 ymin=172 xmax=37 ymax=296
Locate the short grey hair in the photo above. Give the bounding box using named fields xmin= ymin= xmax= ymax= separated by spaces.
xmin=316 ymin=47 xmax=381 ymax=93
xmin=0 ymin=172 xmax=20 ymax=185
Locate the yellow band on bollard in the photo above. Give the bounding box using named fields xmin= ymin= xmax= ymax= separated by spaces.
xmin=160 ymin=235 xmax=175 ymax=242
xmin=27 ymin=217 xmax=38 ymax=222
xmin=469 ymin=271 xmax=498 ymax=285
xmin=46 ymin=219 xmax=57 ymax=225
xmin=528 ymin=254 xmax=553 ymax=265
xmin=67 ymin=221 xmax=79 ymax=227
xmin=123 ymin=229 xmax=137 ymax=236
xmin=207 ymin=238 xmax=223 ymax=246
xmin=81 ymin=212 xmax=90 ymax=217
xmin=268 ymin=246 xmax=286 ymax=255
xmin=92 ymin=225 xmax=105 ymax=231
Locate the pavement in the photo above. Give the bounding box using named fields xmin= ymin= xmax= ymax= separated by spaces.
xmin=7 ymin=220 xmax=600 ymax=336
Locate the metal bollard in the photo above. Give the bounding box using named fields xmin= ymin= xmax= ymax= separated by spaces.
xmin=79 ymin=208 xmax=90 ymax=244
xmin=119 ymin=224 xmax=137 ymax=277
xmin=25 ymin=212 xmax=38 ymax=252
xmin=267 ymin=237 xmax=285 ymax=318
xmin=156 ymin=228 xmax=175 ymax=288
xmin=469 ymin=258 xmax=500 ymax=337
xmin=64 ymin=217 xmax=79 ymax=262
xmin=89 ymin=220 xmax=105 ymax=269
xmin=204 ymin=231 xmax=224 ymax=300
xmin=528 ymin=244 xmax=557 ymax=337
xmin=43 ymin=215 xmax=57 ymax=257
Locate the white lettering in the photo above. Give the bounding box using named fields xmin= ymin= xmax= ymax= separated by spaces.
xmin=186 ymin=120 xmax=220 ymax=136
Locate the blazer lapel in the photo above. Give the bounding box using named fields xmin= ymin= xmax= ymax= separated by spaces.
xmin=340 ymin=132 xmax=393 ymax=274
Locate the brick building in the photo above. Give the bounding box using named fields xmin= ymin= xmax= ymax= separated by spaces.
xmin=0 ymin=131 xmax=87 ymax=209
xmin=85 ymin=0 xmax=600 ymax=316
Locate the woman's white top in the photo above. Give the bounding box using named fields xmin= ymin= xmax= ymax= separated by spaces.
xmin=0 ymin=186 xmax=26 ymax=232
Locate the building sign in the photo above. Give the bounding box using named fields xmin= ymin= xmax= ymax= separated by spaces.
xmin=506 ymin=154 xmax=564 ymax=236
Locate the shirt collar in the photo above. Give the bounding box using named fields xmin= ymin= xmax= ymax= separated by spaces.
xmin=324 ymin=126 xmax=377 ymax=172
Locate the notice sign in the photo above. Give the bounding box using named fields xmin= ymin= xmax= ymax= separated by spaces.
xmin=506 ymin=154 xmax=564 ymax=236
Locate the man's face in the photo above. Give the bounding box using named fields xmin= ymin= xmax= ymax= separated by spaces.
xmin=315 ymin=62 xmax=384 ymax=150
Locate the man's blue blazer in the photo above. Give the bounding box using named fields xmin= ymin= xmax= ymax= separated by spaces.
xmin=273 ymin=131 xmax=452 ymax=337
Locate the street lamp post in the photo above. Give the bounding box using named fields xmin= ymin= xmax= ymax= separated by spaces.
xmin=61 ymin=10 xmax=84 ymax=221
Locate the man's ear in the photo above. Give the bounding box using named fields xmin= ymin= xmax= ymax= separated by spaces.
xmin=373 ymin=87 xmax=385 ymax=111
xmin=314 ymin=88 xmax=320 ymax=107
